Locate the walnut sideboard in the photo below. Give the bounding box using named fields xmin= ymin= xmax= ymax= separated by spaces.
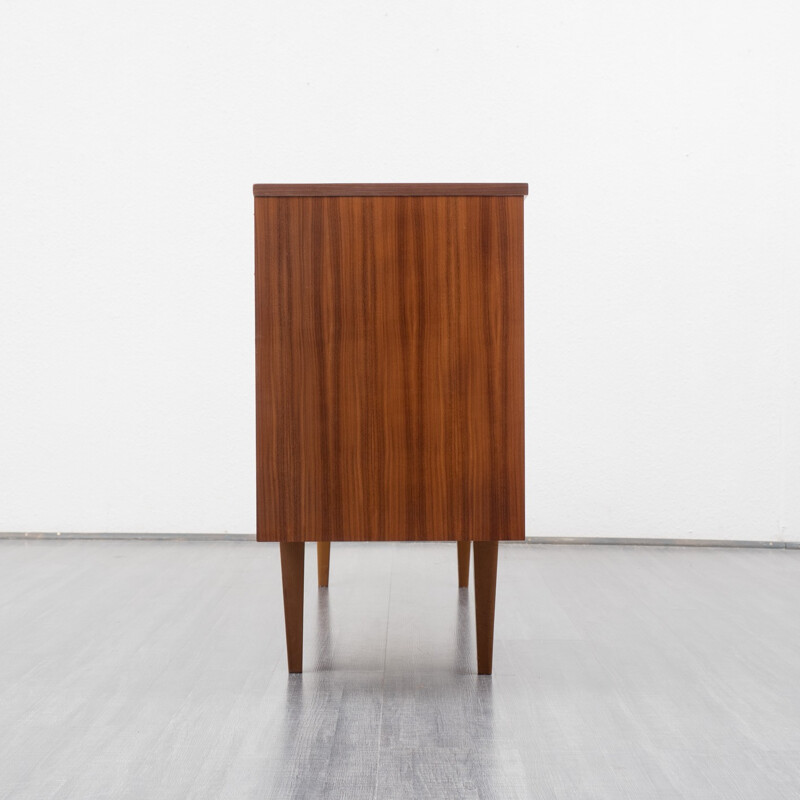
xmin=254 ymin=183 xmax=527 ymax=674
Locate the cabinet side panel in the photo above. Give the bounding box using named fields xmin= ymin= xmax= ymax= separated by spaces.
xmin=255 ymin=196 xmax=524 ymax=541
xmin=505 ymin=197 xmax=525 ymax=540
xmin=444 ymin=196 xmax=525 ymax=541
xmin=256 ymin=198 xmax=326 ymax=541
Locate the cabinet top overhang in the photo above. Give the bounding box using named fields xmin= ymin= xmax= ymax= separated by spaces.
xmin=253 ymin=183 xmax=528 ymax=197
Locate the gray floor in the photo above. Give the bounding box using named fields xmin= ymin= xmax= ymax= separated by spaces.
xmin=1 ymin=541 xmax=799 ymax=800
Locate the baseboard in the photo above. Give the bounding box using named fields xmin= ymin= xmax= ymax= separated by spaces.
xmin=525 ymin=536 xmax=797 ymax=549
xmin=0 ymin=531 xmax=797 ymax=548
xmin=0 ymin=532 xmax=257 ymax=541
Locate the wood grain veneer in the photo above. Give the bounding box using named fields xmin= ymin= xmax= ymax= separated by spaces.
xmin=255 ymin=195 xmax=525 ymax=543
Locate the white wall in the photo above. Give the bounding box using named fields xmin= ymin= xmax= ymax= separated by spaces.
xmin=1 ymin=0 xmax=798 ymax=540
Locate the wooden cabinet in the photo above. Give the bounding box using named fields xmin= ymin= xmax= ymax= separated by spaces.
xmin=254 ymin=183 xmax=527 ymax=673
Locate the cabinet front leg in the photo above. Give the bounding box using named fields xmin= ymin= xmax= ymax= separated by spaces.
xmin=280 ymin=542 xmax=305 ymax=673
xmin=457 ymin=541 xmax=471 ymax=588
xmin=317 ymin=542 xmax=331 ymax=587
xmin=473 ymin=541 xmax=498 ymax=675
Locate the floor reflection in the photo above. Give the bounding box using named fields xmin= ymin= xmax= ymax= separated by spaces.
xmin=267 ymin=671 xmax=512 ymax=800
xmin=454 ymin=587 xmax=472 ymax=670
xmin=264 ymin=562 xmax=521 ymax=800
xmin=312 ymin=588 xmax=333 ymax=670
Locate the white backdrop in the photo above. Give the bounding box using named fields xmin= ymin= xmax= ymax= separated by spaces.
xmin=1 ymin=0 xmax=798 ymax=540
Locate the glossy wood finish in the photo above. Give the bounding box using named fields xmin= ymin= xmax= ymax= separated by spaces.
xmin=473 ymin=541 xmax=498 ymax=675
xmin=253 ymin=183 xmax=528 ymax=197
xmin=317 ymin=542 xmax=330 ymax=588
xmin=457 ymin=541 xmax=471 ymax=588
xmin=279 ymin=543 xmax=305 ymax=673
xmin=255 ymin=195 xmax=524 ymax=543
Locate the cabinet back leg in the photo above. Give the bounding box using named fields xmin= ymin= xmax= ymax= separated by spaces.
xmin=457 ymin=541 xmax=471 ymax=588
xmin=280 ymin=542 xmax=305 ymax=673
xmin=317 ymin=542 xmax=331 ymax=587
xmin=473 ymin=541 xmax=498 ymax=675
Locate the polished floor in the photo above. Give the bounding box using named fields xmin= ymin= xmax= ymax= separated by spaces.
xmin=1 ymin=540 xmax=799 ymax=799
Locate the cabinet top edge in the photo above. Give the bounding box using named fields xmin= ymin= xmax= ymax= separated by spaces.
xmin=253 ymin=183 xmax=528 ymax=197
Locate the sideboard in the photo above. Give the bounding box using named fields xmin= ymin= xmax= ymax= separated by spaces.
xmin=254 ymin=183 xmax=527 ymax=674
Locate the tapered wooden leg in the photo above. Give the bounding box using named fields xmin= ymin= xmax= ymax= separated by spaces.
xmin=280 ymin=542 xmax=305 ymax=673
xmin=317 ymin=542 xmax=330 ymax=587
xmin=457 ymin=541 xmax=471 ymax=588
xmin=473 ymin=541 xmax=498 ymax=675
